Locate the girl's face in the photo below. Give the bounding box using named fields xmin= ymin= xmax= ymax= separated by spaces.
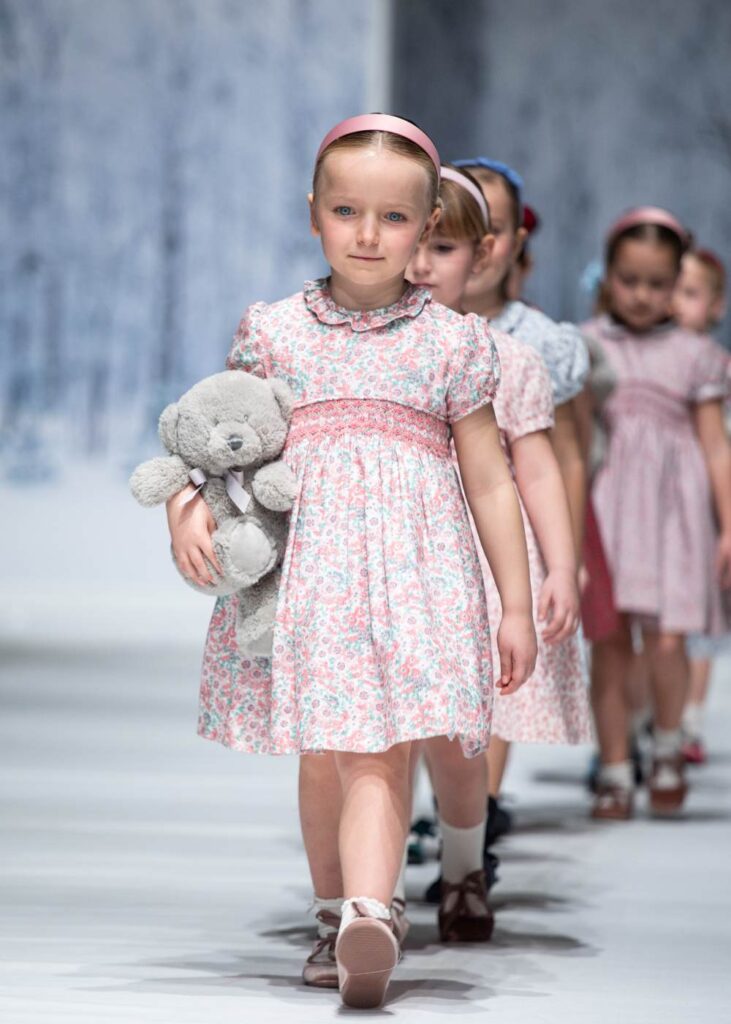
xmin=309 ymin=147 xmax=439 ymax=293
xmin=463 ymin=177 xmax=525 ymax=303
xmin=605 ymin=238 xmax=679 ymax=332
xmin=672 ymin=255 xmax=724 ymax=333
xmin=405 ymin=233 xmax=488 ymax=311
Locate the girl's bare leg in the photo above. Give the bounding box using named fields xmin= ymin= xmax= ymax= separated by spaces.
xmin=299 ymin=753 xmax=343 ymax=898
xmin=486 ymin=737 xmax=510 ymax=799
xmin=335 ymin=743 xmax=412 ymax=904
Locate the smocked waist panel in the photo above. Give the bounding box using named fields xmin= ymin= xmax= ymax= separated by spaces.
xmin=286 ymin=399 xmax=450 ymax=457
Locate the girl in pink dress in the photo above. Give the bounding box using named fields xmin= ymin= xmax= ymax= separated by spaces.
xmin=453 ymin=158 xmax=591 ymax=813
xmin=406 ymin=163 xmax=591 ymax=913
xmin=165 ymin=115 xmax=536 ymax=1010
xmin=585 ymin=208 xmax=731 ymax=820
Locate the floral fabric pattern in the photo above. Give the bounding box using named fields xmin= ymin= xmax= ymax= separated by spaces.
xmin=199 ymin=280 xmax=501 ymax=756
xmin=463 ymin=333 xmax=593 ymax=744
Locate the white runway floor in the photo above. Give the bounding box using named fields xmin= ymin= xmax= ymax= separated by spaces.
xmin=2 ymin=640 xmax=730 ymax=1023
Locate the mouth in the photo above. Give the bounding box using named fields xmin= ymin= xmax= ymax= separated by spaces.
xmin=411 ymin=282 xmax=433 ymax=288
xmin=349 ymin=255 xmax=385 ymax=262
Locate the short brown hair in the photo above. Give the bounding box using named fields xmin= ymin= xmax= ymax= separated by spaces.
xmin=312 ymin=130 xmax=440 ymax=211
xmin=690 ymin=249 xmax=727 ymax=298
xmin=437 ymin=164 xmax=490 ymax=243
xmin=469 ymin=166 xmax=521 ymax=231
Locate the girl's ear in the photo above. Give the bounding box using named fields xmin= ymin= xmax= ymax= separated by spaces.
xmin=512 ymin=225 xmax=529 ymax=262
xmin=471 ymin=233 xmax=495 ymax=276
xmin=308 ymin=193 xmax=320 ymax=237
xmin=420 ymin=205 xmax=442 ymax=243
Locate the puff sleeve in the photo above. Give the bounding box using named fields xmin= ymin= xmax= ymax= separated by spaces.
xmin=689 ymin=334 xmax=730 ymax=404
xmin=225 ymin=302 xmax=270 ymax=377
xmin=548 ymin=321 xmax=590 ymax=406
xmin=446 ymin=314 xmax=502 ymax=422
xmin=501 ymin=342 xmax=555 ymax=444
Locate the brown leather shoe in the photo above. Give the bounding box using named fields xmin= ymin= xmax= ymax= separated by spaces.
xmin=649 ymin=754 xmax=687 ymax=816
xmin=438 ymin=869 xmax=494 ymax=943
xmin=591 ymin=784 xmax=634 ymax=821
xmin=302 ymin=909 xmax=340 ymax=989
xmin=336 ymin=901 xmax=399 ymax=1010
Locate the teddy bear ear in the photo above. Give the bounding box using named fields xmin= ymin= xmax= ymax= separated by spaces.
xmin=158 ymin=403 xmax=180 ymax=450
xmin=268 ymin=378 xmax=295 ymax=422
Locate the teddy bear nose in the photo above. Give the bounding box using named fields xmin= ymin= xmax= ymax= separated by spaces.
xmin=227 ymin=435 xmax=244 ymax=451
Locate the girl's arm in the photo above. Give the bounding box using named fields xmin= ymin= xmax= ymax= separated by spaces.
xmin=512 ymin=429 xmax=580 ymax=643
xmin=695 ymin=399 xmax=731 ymax=587
xmin=166 ymin=486 xmax=222 ymax=586
xmin=453 ymin=404 xmax=537 ymax=694
xmin=551 ymin=399 xmax=587 ymax=559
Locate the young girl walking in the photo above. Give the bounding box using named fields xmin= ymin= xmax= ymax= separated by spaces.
xmin=585 ymin=209 xmax=731 ymax=819
xmin=453 ymin=157 xmax=591 ymax=817
xmin=407 ymin=163 xmax=591 ymax=904
xmin=165 ymin=115 xmax=536 ymax=1010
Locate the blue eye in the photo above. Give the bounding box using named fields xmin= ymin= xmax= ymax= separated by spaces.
xmin=334 ymin=206 xmax=354 ymax=216
xmin=386 ymin=212 xmax=406 ymax=222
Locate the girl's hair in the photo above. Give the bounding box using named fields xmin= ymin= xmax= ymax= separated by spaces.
xmin=690 ymin=248 xmax=727 ymax=298
xmin=312 ymin=129 xmax=440 ymax=211
xmin=606 ymin=222 xmax=687 ymax=271
xmin=438 ymin=164 xmax=490 ymax=243
xmin=468 ymin=166 xmax=522 ymax=231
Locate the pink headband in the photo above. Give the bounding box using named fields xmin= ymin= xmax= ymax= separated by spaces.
xmin=316 ymin=114 xmax=441 ymax=180
xmin=607 ymin=206 xmax=689 ymax=246
xmin=440 ymin=166 xmax=490 ymax=230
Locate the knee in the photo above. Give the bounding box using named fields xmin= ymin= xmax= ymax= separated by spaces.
xmin=335 ymin=744 xmax=411 ymax=788
xmin=652 ymin=633 xmax=685 ymax=659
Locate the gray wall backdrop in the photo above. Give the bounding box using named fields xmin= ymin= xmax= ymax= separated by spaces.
xmin=3 ymin=0 xmax=731 ymax=475
xmin=394 ymin=0 xmax=731 ymax=335
xmin=0 ymin=0 xmax=373 ymax=471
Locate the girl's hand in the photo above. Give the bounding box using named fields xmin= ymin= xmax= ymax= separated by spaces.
xmin=496 ymin=611 xmax=537 ymax=695
xmin=716 ymin=532 xmax=731 ymax=589
xmin=166 ymin=486 xmax=222 ymax=586
xmin=538 ymin=567 xmax=580 ymax=645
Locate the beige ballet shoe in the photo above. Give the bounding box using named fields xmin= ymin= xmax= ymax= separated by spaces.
xmin=335 ymin=898 xmax=399 ymax=1009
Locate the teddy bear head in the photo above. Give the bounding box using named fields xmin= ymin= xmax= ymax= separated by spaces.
xmin=158 ymin=371 xmax=294 ymax=474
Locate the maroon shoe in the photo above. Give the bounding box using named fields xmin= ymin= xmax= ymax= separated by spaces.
xmin=591 ymin=784 xmax=634 ymax=821
xmin=682 ymin=737 xmax=707 ymax=765
xmin=438 ymin=869 xmax=494 ymax=943
xmin=649 ymin=754 xmax=688 ymax=816
xmin=302 ymin=909 xmax=340 ymax=989
xmin=336 ymin=901 xmax=399 ymax=1009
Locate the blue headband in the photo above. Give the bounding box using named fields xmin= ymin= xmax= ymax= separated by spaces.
xmin=453 ymin=157 xmax=524 ymax=197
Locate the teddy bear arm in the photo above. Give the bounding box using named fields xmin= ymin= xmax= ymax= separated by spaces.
xmin=251 ymin=460 xmax=298 ymax=512
xmin=130 ymin=455 xmax=191 ymax=507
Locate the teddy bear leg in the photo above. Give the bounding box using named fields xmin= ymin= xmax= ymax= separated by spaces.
xmin=235 ymin=573 xmax=280 ymax=657
xmin=251 ymin=461 xmax=298 ymax=512
xmin=214 ymin=518 xmax=278 ymax=589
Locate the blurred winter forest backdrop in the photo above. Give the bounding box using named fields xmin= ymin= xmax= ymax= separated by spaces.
xmin=3 ymin=0 xmax=731 ymax=479
xmin=1 ymin=0 xmax=731 ymax=643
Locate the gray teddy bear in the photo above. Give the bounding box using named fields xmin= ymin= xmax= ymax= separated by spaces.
xmin=130 ymin=370 xmax=297 ymax=656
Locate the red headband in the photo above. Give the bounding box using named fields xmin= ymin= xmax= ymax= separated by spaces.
xmin=607 ymin=206 xmax=688 ymax=246
xmin=316 ymin=114 xmax=441 ymax=180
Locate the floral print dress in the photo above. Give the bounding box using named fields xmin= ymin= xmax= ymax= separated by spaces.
xmin=198 ymin=280 xmax=501 ymax=757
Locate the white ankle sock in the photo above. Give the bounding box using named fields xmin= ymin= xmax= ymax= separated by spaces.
xmin=439 ymin=818 xmax=485 ymax=885
xmin=598 ymin=760 xmax=634 ymax=791
xmin=313 ymin=895 xmax=343 ymax=938
xmin=392 ymin=846 xmax=408 ymax=904
xmin=682 ymin=704 xmax=703 ymax=739
xmin=340 ymin=897 xmax=391 ymax=933
xmin=653 ymin=727 xmax=682 ymax=759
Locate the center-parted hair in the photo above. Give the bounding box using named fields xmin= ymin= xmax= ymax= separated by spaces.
xmin=312 ymin=128 xmax=441 ymax=212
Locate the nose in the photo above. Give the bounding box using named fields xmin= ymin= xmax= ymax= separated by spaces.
xmin=356 ymin=213 xmax=379 ymax=248
xmin=227 ymin=435 xmax=243 ymax=451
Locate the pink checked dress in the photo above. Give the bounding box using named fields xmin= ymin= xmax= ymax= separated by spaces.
xmin=198 ymin=280 xmax=501 ymax=756
xmin=467 ymin=334 xmax=593 ymax=744
xmin=584 ymin=315 xmax=730 ymax=634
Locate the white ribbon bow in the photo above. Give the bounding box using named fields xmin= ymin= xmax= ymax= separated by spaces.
xmin=181 ymin=467 xmax=251 ymax=514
